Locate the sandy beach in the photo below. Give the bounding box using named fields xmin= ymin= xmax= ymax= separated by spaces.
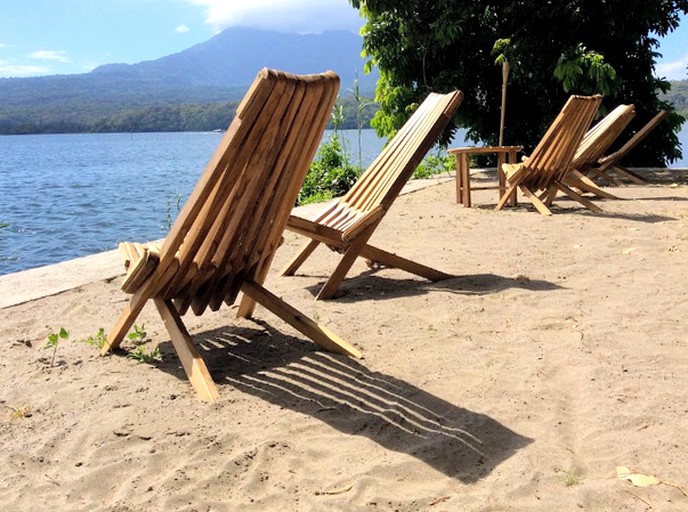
xmin=1 ymin=174 xmax=687 ymax=511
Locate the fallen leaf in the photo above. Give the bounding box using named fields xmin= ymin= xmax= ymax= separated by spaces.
xmin=617 ymin=466 xmax=660 ymax=487
xmin=617 ymin=466 xmax=685 ymax=494
xmin=622 ymin=247 xmax=636 ymax=255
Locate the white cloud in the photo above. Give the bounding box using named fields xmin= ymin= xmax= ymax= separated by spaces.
xmin=184 ymin=0 xmax=362 ymax=34
xmin=0 ymin=59 xmax=49 ymax=77
xmin=655 ymin=54 xmax=688 ymax=81
xmin=176 ymin=24 xmax=190 ymax=33
xmin=30 ymin=50 xmax=71 ymax=63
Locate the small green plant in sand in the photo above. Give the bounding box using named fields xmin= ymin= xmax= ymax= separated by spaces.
xmin=7 ymin=405 xmax=32 ymax=420
xmin=127 ymin=345 xmax=161 ymax=364
xmin=79 ymin=327 xmax=107 ymax=349
xmin=127 ymin=323 xmax=148 ymax=343
xmin=555 ymin=467 xmax=584 ymax=487
xmin=45 ymin=327 xmax=69 ymax=367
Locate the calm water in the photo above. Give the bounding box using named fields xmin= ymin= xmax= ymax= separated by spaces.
xmin=1 ymin=125 xmax=684 ymax=276
xmin=0 ymin=130 xmax=400 ymax=275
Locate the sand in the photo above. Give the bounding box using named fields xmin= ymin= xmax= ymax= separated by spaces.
xmin=1 ymin=174 xmax=688 ymax=511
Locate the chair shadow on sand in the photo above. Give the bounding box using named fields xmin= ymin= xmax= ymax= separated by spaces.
xmin=156 ymin=321 xmax=532 ymax=483
xmin=305 ymin=272 xmax=562 ymax=302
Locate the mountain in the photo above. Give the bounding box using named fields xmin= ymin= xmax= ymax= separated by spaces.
xmin=0 ymin=28 xmax=378 ymax=134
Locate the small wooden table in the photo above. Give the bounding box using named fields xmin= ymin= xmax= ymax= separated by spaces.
xmin=448 ymin=146 xmax=522 ymax=207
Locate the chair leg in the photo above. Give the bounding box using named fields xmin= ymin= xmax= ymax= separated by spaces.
xmin=520 ymin=185 xmax=552 ymax=216
xmin=611 ymin=165 xmax=647 ymax=185
xmin=567 ymin=170 xmax=619 ymax=199
xmin=154 ymin=298 xmax=219 ymax=402
xmin=360 ymin=244 xmax=452 ymax=281
xmin=241 ymin=280 xmax=362 ymax=358
xmin=315 ymin=243 xmax=363 ymax=300
xmin=102 ymin=290 xmax=149 ymax=355
xmin=555 ymin=182 xmax=603 ymax=212
xmin=540 ymin=186 xmax=558 ymax=206
xmin=237 ymin=239 xmax=284 ymax=319
xmin=281 ymin=239 xmax=320 ymax=276
xmin=496 ymin=184 xmax=519 ymax=210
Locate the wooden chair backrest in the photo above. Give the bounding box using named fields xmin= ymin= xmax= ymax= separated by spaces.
xmin=598 ymin=110 xmax=668 ymax=167
xmin=571 ymin=104 xmax=636 ymax=169
xmin=149 ymin=68 xmax=339 ymax=315
xmin=315 ymin=90 xmax=463 ymax=233
xmin=524 ymin=94 xmax=602 ymax=190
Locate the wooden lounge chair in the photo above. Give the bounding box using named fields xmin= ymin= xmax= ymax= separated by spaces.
xmin=496 ymin=94 xmax=602 ymax=216
xmin=587 ymin=110 xmax=668 ymax=185
xmin=279 ymin=90 xmax=463 ymax=300
xmin=561 ymin=103 xmax=636 ymax=200
xmin=101 ymin=68 xmax=361 ymax=402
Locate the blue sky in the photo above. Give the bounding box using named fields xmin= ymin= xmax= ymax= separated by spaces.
xmin=0 ymin=1 xmax=686 ymax=80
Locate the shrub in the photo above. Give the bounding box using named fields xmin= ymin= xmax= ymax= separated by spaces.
xmin=297 ymin=135 xmax=362 ymax=205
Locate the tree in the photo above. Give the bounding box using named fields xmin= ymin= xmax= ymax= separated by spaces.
xmin=349 ymin=0 xmax=688 ymax=165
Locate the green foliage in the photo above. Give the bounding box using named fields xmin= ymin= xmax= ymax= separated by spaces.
xmin=349 ymin=75 xmax=373 ymax=168
xmin=127 ymin=323 xmax=148 ymax=343
xmin=298 ymin=135 xmax=362 ymax=206
xmin=413 ymin=152 xmax=456 ymax=179
xmin=350 ymin=0 xmax=688 ymax=165
xmin=45 ymin=327 xmax=69 ymax=367
xmin=79 ymin=327 xmax=107 ymax=349
xmin=127 ymin=345 xmax=162 ymax=364
xmin=161 ymin=191 xmax=183 ymax=233
xmin=0 ymin=83 xmax=376 ymax=135
xmin=554 ymin=44 xmax=619 ymax=96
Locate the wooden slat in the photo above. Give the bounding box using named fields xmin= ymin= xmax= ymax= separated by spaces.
xmin=154 ymin=298 xmax=219 ymax=402
xmin=104 ymin=68 xmax=353 ymax=402
xmin=282 ymin=89 xmax=463 ymax=298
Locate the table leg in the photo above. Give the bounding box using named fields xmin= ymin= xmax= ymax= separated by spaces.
xmin=497 ymin=152 xmax=507 ymax=204
xmin=456 ymin=154 xmax=471 ymax=207
xmin=507 ymin=150 xmax=518 ymax=206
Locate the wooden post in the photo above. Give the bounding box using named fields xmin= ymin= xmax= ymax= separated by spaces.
xmin=499 ymin=60 xmax=510 ymax=147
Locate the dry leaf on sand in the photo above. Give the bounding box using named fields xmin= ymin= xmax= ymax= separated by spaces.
xmin=617 ymin=466 xmax=688 ymax=497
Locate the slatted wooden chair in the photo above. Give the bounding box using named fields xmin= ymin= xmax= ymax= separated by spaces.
xmin=587 ymin=110 xmax=668 ymax=185
xmin=278 ymin=90 xmax=463 ymax=300
xmin=101 ymin=68 xmax=362 ymax=402
xmin=561 ymin=103 xmax=636 ymax=200
xmin=496 ymin=94 xmax=602 ymax=216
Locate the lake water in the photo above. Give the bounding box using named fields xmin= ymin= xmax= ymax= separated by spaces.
xmin=1 ymin=126 xmax=685 ymax=276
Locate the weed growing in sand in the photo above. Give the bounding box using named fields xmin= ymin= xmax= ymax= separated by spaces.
xmin=79 ymin=327 xmax=107 ymax=349
xmin=7 ymin=405 xmax=32 ymax=420
xmin=127 ymin=323 xmax=148 ymax=343
xmin=127 ymin=345 xmax=161 ymax=364
xmin=555 ymin=467 xmax=584 ymax=487
xmin=45 ymin=327 xmax=69 ymax=367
